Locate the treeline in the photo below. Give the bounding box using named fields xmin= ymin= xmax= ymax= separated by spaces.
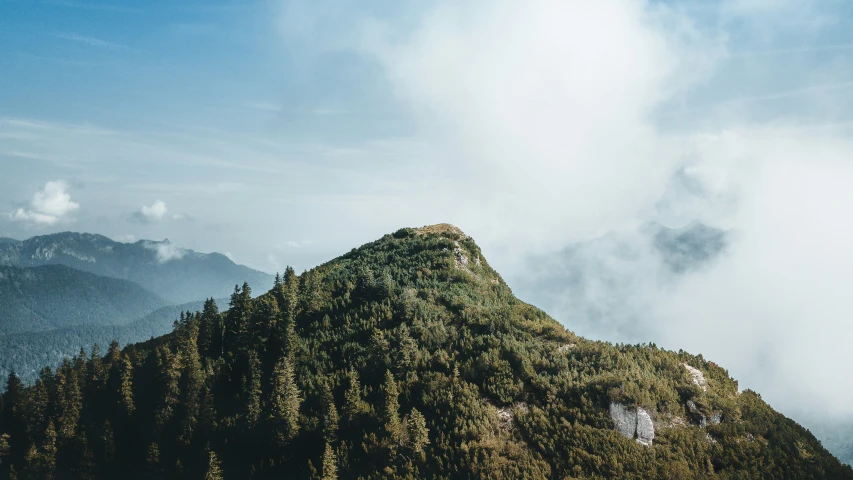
xmin=0 ymin=226 xmax=850 ymax=479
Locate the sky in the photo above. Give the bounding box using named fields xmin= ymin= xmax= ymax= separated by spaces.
xmin=3 ymin=0 xmax=853 ymax=453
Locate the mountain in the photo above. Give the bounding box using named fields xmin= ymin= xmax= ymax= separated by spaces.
xmin=0 ymin=224 xmax=849 ymax=479
xmin=0 ymin=265 xmax=167 ymax=335
xmin=0 ymin=298 xmax=227 ymax=386
xmin=0 ymin=232 xmax=274 ymax=304
xmin=0 ymin=239 xmax=19 ymax=245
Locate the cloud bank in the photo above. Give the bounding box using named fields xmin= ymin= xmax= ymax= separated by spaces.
xmin=358 ymin=0 xmax=853 ymax=437
xmin=9 ymin=180 xmax=79 ymax=226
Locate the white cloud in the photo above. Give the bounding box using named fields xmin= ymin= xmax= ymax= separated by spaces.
xmin=142 ymin=240 xmax=186 ymax=263
xmin=279 ymin=240 xmax=312 ymax=249
xmin=133 ymin=200 xmax=168 ymax=223
xmin=363 ymin=0 xmax=724 ymax=254
xmin=9 ymin=180 xmax=80 ymax=225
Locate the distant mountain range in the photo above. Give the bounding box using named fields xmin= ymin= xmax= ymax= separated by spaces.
xmin=0 ymin=232 xmax=276 ymax=388
xmin=0 ymin=232 xmax=274 ymax=304
xmin=0 ymin=264 xmax=167 ymax=335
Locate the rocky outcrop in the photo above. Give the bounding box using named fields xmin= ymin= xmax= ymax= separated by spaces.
xmin=684 ymin=363 xmax=707 ymax=391
xmin=636 ymin=409 xmax=655 ymax=446
xmin=609 ymin=402 xmax=655 ymax=446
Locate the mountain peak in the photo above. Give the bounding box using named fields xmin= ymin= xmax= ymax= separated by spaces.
xmin=411 ymin=223 xmax=467 ymax=237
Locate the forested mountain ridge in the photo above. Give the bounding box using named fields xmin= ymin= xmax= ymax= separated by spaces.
xmin=0 ymin=224 xmax=848 ymax=479
xmin=0 ymin=299 xmax=227 ymax=386
xmin=0 ymin=232 xmax=274 ymax=304
xmin=0 ymin=265 xmax=167 ymax=335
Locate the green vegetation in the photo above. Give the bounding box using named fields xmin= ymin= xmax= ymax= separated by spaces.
xmin=0 ymin=299 xmax=227 ymax=386
xmin=0 ymin=224 xmax=849 ymax=479
xmin=0 ymin=265 xmax=167 ymax=334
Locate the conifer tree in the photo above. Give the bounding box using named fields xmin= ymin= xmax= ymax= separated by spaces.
xmin=179 ymin=312 xmax=203 ymax=445
xmin=321 ymin=442 xmax=337 ymax=480
xmin=118 ymin=356 xmax=135 ymax=417
xmin=381 ymin=370 xmax=403 ymax=450
xmin=243 ymin=350 xmax=262 ymax=428
xmin=146 ymin=442 xmax=160 ymax=473
xmin=321 ymin=381 xmax=339 ymax=444
xmin=154 ymin=347 xmax=181 ymax=432
xmin=269 ymin=357 xmax=300 ymax=444
xmin=89 ymin=344 xmax=104 ymax=383
xmin=55 ymin=367 xmax=82 ymax=440
xmin=204 ymin=449 xmax=224 ymax=480
xmin=199 ymin=298 xmax=221 ymax=358
xmin=343 ymin=369 xmax=367 ymax=420
xmin=0 ymin=433 xmax=9 ymax=468
xmin=405 ymin=409 xmax=429 ymax=458
xmin=106 ymin=340 xmax=121 ymax=365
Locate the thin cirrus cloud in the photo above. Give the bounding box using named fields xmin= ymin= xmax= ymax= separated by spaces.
xmin=51 ymin=33 xmax=129 ymax=50
xmin=9 ymin=180 xmax=80 ymax=226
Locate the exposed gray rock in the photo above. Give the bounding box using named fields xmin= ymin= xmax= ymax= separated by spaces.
xmin=636 ymin=408 xmax=655 ymax=446
xmin=609 ymin=402 xmax=654 ymax=446
xmin=610 ymin=402 xmax=637 ymax=440
xmin=683 ymin=363 xmax=707 ymax=391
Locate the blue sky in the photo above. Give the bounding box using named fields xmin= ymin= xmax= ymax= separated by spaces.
xmin=4 ymin=0 xmax=853 ymax=436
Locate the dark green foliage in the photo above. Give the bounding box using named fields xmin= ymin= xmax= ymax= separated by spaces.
xmin=0 ymin=225 xmax=849 ymax=479
xmin=0 ymin=299 xmax=226 ymax=386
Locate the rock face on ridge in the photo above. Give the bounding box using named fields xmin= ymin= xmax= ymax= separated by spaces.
xmin=610 ymin=403 xmax=655 ymax=446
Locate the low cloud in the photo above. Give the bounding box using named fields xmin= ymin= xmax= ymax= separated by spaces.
xmin=278 ymin=240 xmax=312 ymax=249
xmin=131 ymin=200 xmax=168 ymax=223
xmin=142 ymin=240 xmax=187 ymax=263
xmin=9 ymin=180 xmax=79 ymax=226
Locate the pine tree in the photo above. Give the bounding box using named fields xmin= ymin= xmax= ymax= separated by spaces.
xmin=56 ymin=367 xmax=82 ymax=440
xmin=146 ymin=442 xmax=160 ymax=473
xmin=0 ymin=433 xmax=9 ymax=467
xmin=268 ymin=357 xmax=301 ymax=444
xmin=343 ymin=369 xmax=367 ymax=420
xmin=198 ymin=298 xmax=222 ymax=358
xmin=278 ymin=266 xmax=299 ymax=361
xmin=243 ymin=350 xmax=262 ymax=428
xmin=89 ymin=344 xmax=105 ymax=387
xmin=118 ymin=355 xmax=135 ymax=416
xmin=153 ymin=347 xmax=181 ymax=432
xmin=106 ymin=340 xmax=121 ymax=365
xmin=204 ymin=449 xmax=224 ymax=480
xmin=405 ymin=409 xmax=429 ymax=458
xmin=179 ymin=313 xmax=204 ymax=445
xmin=321 ymin=381 xmax=339 ymax=444
xmin=381 ymin=370 xmax=403 ymax=450
xmin=321 ymin=442 xmax=337 ymax=480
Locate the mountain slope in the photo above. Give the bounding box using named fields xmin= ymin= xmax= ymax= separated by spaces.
xmin=0 ymin=298 xmax=227 ymax=386
xmin=0 ymin=265 xmax=167 ymax=335
xmin=0 ymin=224 xmax=848 ymax=479
xmin=0 ymin=232 xmax=274 ymax=304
